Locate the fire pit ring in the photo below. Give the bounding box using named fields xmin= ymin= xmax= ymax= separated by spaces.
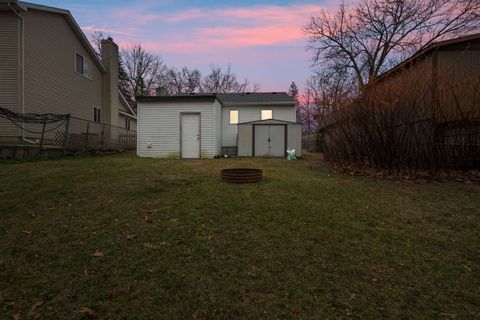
xmin=221 ymin=168 xmax=263 ymax=183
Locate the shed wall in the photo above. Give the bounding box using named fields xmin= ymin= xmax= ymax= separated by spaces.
xmin=137 ymin=101 xmax=217 ymax=158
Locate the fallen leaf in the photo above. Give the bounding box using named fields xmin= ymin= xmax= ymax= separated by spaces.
xmin=12 ymin=313 xmax=21 ymax=320
xmin=29 ymin=301 xmax=44 ymax=316
xmin=126 ymin=235 xmax=135 ymax=240
xmin=349 ymin=293 xmax=359 ymax=301
xmin=92 ymin=250 xmax=103 ymax=257
xmin=144 ymin=215 xmax=152 ymax=223
xmin=22 ymin=231 xmax=31 ymax=236
xmin=79 ymin=307 xmax=98 ymax=318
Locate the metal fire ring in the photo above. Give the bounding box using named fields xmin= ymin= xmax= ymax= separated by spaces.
xmin=221 ymin=168 xmax=263 ymax=183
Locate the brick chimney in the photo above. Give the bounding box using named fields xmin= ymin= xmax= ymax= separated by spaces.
xmin=101 ymin=37 xmax=119 ymax=128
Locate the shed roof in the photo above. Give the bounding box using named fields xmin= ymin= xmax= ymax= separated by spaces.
xmin=238 ymin=119 xmax=301 ymax=125
xmin=216 ymin=92 xmax=295 ymax=106
xmin=136 ymin=95 xmax=217 ymax=103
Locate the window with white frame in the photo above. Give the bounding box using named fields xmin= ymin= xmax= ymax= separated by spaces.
xmin=93 ymin=106 xmax=101 ymax=123
xmin=229 ymin=110 xmax=239 ymax=124
xmin=75 ymin=53 xmax=92 ymax=79
xmin=261 ymin=109 xmax=272 ymax=120
xmin=125 ymin=117 xmax=131 ymax=130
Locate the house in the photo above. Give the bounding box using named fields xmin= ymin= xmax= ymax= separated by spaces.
xmin=136 ymin=92 xmax=302 ymax=158
xmin=0 ymin=1 xmax=136 ymax=148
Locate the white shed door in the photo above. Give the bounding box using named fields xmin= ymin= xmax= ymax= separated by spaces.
xmin=254 ymin=125 xmax=270 ymax=157
xmin=269 ymin=126 xmax=285 ymax=157
xmin=254 ymin=125 xmax=285 ymax=157
xmin=181 ymin=114 xmax=200 ymax=158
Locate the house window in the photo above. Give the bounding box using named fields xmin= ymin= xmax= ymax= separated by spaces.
xmin=125 ymin=117 xmax=131 ymax=130
xmin=93 ymin=106 xmax=101 ymax=123
xmin=229 ymin=110 xmax=239 ymax=124
xmin=261 ymin=110 xmax=272 ymax=120
xmin=75 ymin=53 xmax=92 ymax=79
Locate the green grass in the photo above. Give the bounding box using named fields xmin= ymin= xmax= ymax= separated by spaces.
xmin=0 ymin=153 xmax=479 ymax=319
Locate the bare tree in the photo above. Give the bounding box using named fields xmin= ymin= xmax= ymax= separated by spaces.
xmin=121 ymin=44 xmax=167 ymax=98
xmin=160 ymin=67 xmax=202 ymax=95
xmin=201 ymin=64 xmax=260 ymax=93
xmin=89 ymin=31 xmax=107 ymax=56
xmin=306 ymin=0 xmax=480 ymax=88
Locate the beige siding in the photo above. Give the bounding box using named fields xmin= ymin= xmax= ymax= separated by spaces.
xmin=0 ymin=11 xmax=21 ymax=138
xmin=118 ymin=113 xmax=137 ymax=130
xmin=23 ymin=9 xmax=104 ymax=123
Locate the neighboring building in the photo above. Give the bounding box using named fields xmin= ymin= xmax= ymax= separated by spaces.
xmin=0 ymin=0 xmax=136 ymax=147
xmin=374 ymin=33 xmax=480 ymax=89
xmin=136 ymin=93 xmax=302 ymax=158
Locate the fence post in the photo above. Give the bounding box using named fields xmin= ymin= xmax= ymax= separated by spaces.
xmin=62 ymin=115 xmax=70 ymax=156
xmin=84 ymin=122 xmax=90 ymax=151
xmin=39 ymin=119 xmax=47 ymax=155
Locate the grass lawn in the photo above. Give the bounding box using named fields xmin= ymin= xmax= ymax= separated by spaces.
xmin=1 ymin=153 xmax=479 ymax=319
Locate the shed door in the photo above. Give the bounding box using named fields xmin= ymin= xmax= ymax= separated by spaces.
xmin=254 ymin=125 xmax=285 ymax=157
xmin=254 ymin=125 xmax=270 ymax=157
xmin=269 ymin=126 xmax=285 ymax=157
xmin=181 ymin=114 xmax=200 ymax=158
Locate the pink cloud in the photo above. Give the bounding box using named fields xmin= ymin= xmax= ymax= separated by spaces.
xmin=166 ymin=4 xmax=326 ymax=25
xmin=196 ymin=26 xmax=304 ymax=47
xmin=153 ymin=4 xmax=328 ymax=53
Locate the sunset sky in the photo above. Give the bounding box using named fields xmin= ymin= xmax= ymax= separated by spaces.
xmin=34 ymin=0 xmax=349 ymax=93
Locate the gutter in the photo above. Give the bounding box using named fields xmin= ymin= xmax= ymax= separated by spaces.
xmin=8 ymin=3 xmax=34 ymax=143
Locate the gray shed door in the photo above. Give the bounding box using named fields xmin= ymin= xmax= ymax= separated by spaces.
xmin=181 ymin=114 xmax=200 ymax=158
xmin=254 ymin=125 xmax=285 ymax=157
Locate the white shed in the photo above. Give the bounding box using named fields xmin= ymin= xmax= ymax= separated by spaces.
xmin=136 ymin=95 xmax=222 ymax=158
xmin=136 ymin=93 xmax=300 ymax=159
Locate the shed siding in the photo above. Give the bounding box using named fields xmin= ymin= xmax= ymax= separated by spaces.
xmin=23 ymin=9 xmax=104 ymax=122
xmin=214 ymin=99 xmax=222 ymax=155
xmin=137 ymin=101 xmax=217 ymax=158
xmin=0 ymin=11 xmax=21 ymax=138
xmin=221 ymin=105 xmax=296 ymax=147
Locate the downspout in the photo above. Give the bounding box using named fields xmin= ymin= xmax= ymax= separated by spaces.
xmin=8 ymin=3 xmax=34 ymax=143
